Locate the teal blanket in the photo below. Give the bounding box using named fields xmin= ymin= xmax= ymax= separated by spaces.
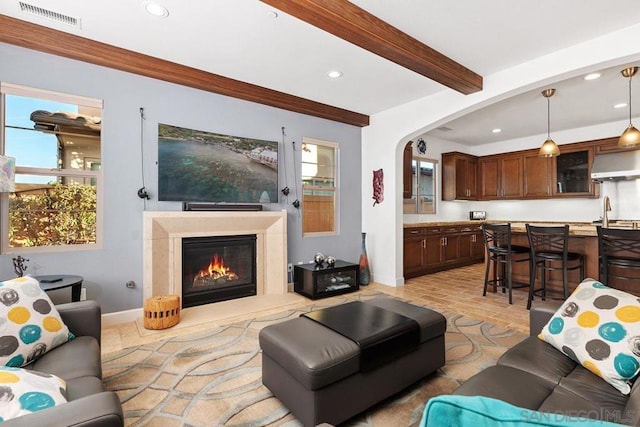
xmin=420 ymin=395 xmax=624 ymax=426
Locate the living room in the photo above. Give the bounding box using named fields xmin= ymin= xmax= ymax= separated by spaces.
xmin=0 ymin=2 xmax=638 ymax=316
xmin=2 ymin=2 xmax=640 ymax=426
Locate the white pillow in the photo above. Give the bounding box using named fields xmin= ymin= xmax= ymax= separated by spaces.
xmin=0 ymin=276 xmax=72 ymax=367
xmin=0 ymin=366 xmax=67 ymax=421
xmin=539 ymin=278 xmax=640 ymax=394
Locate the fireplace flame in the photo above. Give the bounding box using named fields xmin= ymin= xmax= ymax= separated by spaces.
xmin=193 ymin=254 xmax=238 ymax=287
xmin=207 ymin=254 xmax=228 ymax=277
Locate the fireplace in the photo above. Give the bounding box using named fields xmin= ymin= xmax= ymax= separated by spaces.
xmin=143 ymin=210 xmax=288 ymax=309
xmin=182 ymin=235 xmax=257 ymax=308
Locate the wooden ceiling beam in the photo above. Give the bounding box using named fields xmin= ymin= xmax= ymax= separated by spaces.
xmin=0 ymin=15 xmax=369 ymax=127
xmin=260 ymin=0 xmax=482 ymax=95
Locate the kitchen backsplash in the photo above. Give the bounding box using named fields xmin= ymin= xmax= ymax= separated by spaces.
xmin=405 ymin=179 xmax=640 ymax=223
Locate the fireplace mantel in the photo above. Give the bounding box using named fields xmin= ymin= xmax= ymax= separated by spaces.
xmin=143 ymin=210 xmax=287 ymax=306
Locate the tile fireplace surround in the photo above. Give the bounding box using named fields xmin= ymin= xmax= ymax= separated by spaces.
xmin=143 ymin=210 xmax=288 ymax=306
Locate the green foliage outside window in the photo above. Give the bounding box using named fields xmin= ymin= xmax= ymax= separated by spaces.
xmin=9 ymin=183 xmax=97 ymax=247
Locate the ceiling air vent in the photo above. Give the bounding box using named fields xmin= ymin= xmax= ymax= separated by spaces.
xmin=19 ymin=2 xmax=80 ymax=27
xmin=435 ymin=126 xmax=453 ymax=132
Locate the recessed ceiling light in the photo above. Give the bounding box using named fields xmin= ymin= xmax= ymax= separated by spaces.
xmin=492 ymin=128 xmax=502 ymax=133
xmin=614 ymin=102 xmax=628 ymax=109
xmin=142 ymin=1 xmax=169 ymax=17
xmin=327 ymin=70 xmax=343 ymax=79
xmin=584 ymin=73 xmax=601 ymax=81
xmin=268 ymin=11 xmax=279 ymax=19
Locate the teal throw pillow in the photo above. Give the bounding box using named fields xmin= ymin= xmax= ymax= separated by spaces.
xmin=420 ymin=395 xmax=623 ymax=426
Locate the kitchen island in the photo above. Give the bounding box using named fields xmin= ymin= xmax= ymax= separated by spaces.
xmin=404 ymin=220 xmax=639 ymax=297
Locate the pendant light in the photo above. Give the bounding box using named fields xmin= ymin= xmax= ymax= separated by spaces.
xmin=618 ymin=66 xmax=640 ymax=148
xmin=539 ymin=89 xmax=560 ymax=157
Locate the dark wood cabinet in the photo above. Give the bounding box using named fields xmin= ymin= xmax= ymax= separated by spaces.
xmin=479 ymin=156 xmax=499 ymax=200
xmin=424 ymin=233 xmax=444 ymax=269
xmin=523 ymin=153 xmax=551 ymax=198
xmin=458 ymin=232 xmax=473 ymax=261
xmin=552 ymin=147 xmax=596 ymax=197
xmin=441 ymin=226 xmax=460 ymax=264
xmin=472 ymin=229 xmax=485 ymax=259
xmin=442 ymin=152 xmax=478 ymax=200
xmin=458 ymin=224 xmax=484 ymax=262
xmin=446 ymin=136 xmax=602 ymax=202
xmin=403 ymin=143 xmax=413 ymax=199
xmin=403 ymin=224 xmax=484 ymax=279
xmin=403 ymin=228 xmax=426 ymax=276
xmin=499 ymin=155 xmax=524 ymax=198
xmin=593 ymin=137 xmax=623 ymax=154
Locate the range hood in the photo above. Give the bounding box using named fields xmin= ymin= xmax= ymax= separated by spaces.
xmin=591 ymin=150 xmax=640 ymax=181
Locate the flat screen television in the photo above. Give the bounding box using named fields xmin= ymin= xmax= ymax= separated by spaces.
xmin=157 ymin=123 xmax=278 ymax=204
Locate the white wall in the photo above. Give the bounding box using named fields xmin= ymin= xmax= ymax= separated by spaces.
xmin=362 ymin=23 xmax=640 ymax=288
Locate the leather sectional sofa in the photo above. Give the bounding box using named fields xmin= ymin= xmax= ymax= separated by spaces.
xmin=4 ymin=300 xmax=123 ymax=427
xmin=453 ymin=300 xmax=640 ymax=425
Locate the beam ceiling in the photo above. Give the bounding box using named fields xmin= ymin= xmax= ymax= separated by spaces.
xmin=259 ymin=0 xmax=483 ymax=95
xmin=0 ymin=14 xmax=369 ymax=127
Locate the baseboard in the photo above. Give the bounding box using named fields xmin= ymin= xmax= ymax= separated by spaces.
xmin=102 ymin=308 xmax=142 ymax=328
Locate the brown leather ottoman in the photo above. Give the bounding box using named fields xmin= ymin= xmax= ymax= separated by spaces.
xmin=259 ymin=296 xmax=446 ymax=426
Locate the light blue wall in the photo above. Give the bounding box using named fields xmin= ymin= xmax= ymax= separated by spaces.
xmin=0 ymin=43 xmax=362 ymax=313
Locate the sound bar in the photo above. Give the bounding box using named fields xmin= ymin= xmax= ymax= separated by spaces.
xmin=182 ymin=202 xmax=263 ymax=212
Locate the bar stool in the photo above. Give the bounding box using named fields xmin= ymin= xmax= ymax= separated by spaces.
xmin=482 ymin=223 xmax=530 ymax=304
xmin=526 ymin=224 xmax=585 ymax=309
xmin=597 ymin=226 xmax=640 ymax=285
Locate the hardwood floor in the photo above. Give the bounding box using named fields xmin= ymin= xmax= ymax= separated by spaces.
xmin=101 ymin=262 xmax=530 ymax=354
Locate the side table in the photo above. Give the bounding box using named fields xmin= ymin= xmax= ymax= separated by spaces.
xmin=294 ymin=260 xmax=359 ymax=299
xmin=34 ymin=275 xmax=84 ymax=302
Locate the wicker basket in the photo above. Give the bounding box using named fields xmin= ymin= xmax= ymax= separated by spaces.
xmin=143 ymin=295 xmax=181 ymax=330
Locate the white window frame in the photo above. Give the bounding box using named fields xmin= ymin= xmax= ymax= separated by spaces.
xmin=0 ymin=82 xmax=104 ymax=254
xmin=301 ymin=137 xmax=339 ymax=237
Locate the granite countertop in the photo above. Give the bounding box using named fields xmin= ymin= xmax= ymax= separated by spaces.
xmin=403 ymin=220 xmax=483 ymax=228
xmin=403 ymin=220 xmax=640 ymax=237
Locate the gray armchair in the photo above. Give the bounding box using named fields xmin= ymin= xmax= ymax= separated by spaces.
xmin=3 ymin=300 xmax=124 ymax=427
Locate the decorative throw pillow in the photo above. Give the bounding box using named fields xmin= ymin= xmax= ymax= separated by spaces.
xmin=539 ymin=278 xmax=640 ymax=394
xmin=0 ymin=366 xmax=67 ymax=421
xmin=0 ymin=277 xmax=72 ymax=368
xmin=420 ymin=395 xmax=623 ymax=426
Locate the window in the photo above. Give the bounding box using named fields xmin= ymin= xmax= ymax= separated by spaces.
xmin=0 ymin=83 xmax=103 ymax=253
xmin=403 ymin=142 xmax=437 ymax=214
xmin=410 ymin=158 xmax=437 ymax=214
xmin=301 ymin=138 xmax=338 ymax=235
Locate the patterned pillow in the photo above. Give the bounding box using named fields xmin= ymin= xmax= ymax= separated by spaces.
xmin=0 ymin=277 xmax=72 ymax=368
xmin=0 ymin=366 xmax=67 ymax=421
xmin=539 ymin=278 xmax=640 ymax=394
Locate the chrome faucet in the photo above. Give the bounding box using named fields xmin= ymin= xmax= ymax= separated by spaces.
xmin=603 ymin=196 xmax=612 ymax=228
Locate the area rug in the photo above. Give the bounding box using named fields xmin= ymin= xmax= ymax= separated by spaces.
xmin=103 ymin=295 xmax=525 ymax=426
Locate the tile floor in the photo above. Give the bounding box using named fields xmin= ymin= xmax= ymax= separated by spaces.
xmin=101 ymin=262 xmax=531 ymax=354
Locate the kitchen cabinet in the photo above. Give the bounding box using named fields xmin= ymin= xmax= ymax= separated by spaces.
xmin=403 ymin=224 xmax=484 ymax=279
xmin=441 ymin=225 xmax=461 ymax=264
xmin=552 ymin=146 xmax=596 ymax=197
xmin=458 ymin=224 xmax=484 ymax=261
xmin=593 ymin=136 xmax=624 ymax=154
xmin=499 ymin=154 xmax=524 ymax=198
xmin=444 ymin=136 xmax=601 ymax=202
xmin=523 ymin=153 xmax=551 ymax=198
xmin=403 ymin=143 xmax=412 ymax=199
xmin=403 ymin=227 xmax=427 ymax=276
xmin=442 ymin=152 xmax=478 ymax=200
xmin=404 ymin=227 xmax=446 ymax=276
xmin=479 ymin=156 xmax=499 ymax=200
